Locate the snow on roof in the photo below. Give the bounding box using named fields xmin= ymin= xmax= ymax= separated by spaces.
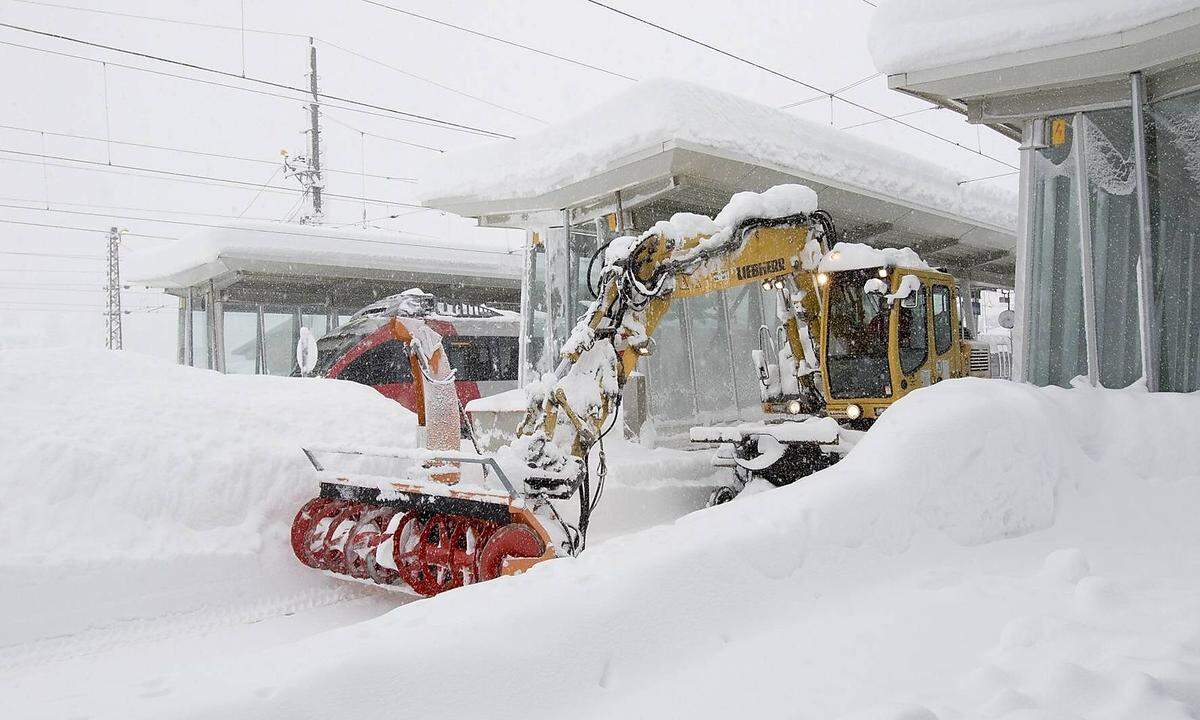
xmin=124 ymin=219 xmax=522 ymax=287
xmin=419 ymin=78 xmax=1016 ymax=232
xmin=869 ymin=0 xmax=1200 ymax=75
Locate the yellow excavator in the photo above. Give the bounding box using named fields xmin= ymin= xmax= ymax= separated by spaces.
xmin=288 ymin=185 xmax=973 ymax=596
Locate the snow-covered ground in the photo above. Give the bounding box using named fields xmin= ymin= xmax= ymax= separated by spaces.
xmin=0 ymin=350 xmax=720 ymax=717
xmin=3 ymin=352 xmax=1199 ymax=719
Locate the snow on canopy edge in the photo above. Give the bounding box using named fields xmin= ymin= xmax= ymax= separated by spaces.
xmin=418 ymin=78 xmax=1017 ymax=232
xmin=818 ymin=241 xmax=933 ymax=273
xmin=124 ymin=219 xmax=523 ymax=286
xmin=868 ymin=0 xmax=1200 ymax=75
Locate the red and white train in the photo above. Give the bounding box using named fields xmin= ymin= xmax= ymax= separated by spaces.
xmin=308 ymin=291 xmax=521 ymax=414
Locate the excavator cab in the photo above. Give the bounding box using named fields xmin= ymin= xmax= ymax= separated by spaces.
xmin=818 ymin=263 xmax=967 ymax=426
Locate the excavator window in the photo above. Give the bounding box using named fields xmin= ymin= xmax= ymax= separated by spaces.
xmin=932 ymin=285 xmax=953 ymax=354
xmin=826 ymin=269 xmax=890 ymax=398
xmin=899 ymin=285 xmax=929 ymax=375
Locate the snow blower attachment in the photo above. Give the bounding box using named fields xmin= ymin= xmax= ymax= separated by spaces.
xmin=289 ymin=316 xmax=556 ymax=596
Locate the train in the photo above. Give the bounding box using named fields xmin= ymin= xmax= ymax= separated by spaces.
xmin=304 ymin=291 xmax=521 ymax=414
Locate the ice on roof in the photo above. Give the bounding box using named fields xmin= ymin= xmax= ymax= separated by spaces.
xmin=869 ymin=0 xmax=1200 ymax=75
xmin=419 ymin=78 xmax=1017 ymax=232
xmin=124 ymin=219 xmax=522 ymax=286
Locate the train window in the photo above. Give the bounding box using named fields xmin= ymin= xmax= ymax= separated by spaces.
xmin=495 ymin=337 xmax=519 ymax=380
xmin=337 ymin=340 xmax=413 ymax=386
xmin=444 ymin=336 xmax=521 ymax=381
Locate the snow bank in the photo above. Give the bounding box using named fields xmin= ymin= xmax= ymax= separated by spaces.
xmin=96 ymin=379 xmax=1200 ymax=720
xmin=420 ymin=78 xmax=1017 ymax=232
xmin=124 ymin=219 xmax=522 ymax=286
xmin=0 ymin=349 xmax=416 ymax=658
xmin=869 ymin=0 xmax=1200 ymax=74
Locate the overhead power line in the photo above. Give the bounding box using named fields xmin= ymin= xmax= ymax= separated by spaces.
xmin=0 ymin=248 xmax=104 ymax=259
xmin=10 ymin=0 xmax=543 ymax=126
xmin=0 ymin=121 xmax=419 ymax=182
xmin=0 ymin=37 xmax=452 ymax=150
xmin=0 ymin=217 xmax=171 ymax=239
xmin=360 ymin=0 xmax=637 ymax=82
xmin=0 ymin=147 xmax=423 ymax=208
xmin=0 ymin=203 xmax=514 ymax=255
xmin=0 ymin=21 xmax=515 ymax=140
xmin=582 ymin=0 xmax=1018 ymax=170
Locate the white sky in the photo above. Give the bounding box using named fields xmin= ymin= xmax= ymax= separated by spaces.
xmin=0 ymin=0 xmax=1019 ymax=358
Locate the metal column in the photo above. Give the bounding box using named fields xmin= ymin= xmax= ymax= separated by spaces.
xmin=1072 ymin=112 xmax=1100 ymax=386
xmin=182 ymin=288 xmax=194 ymax=367
xmin=1130 ymin=71 xmax=1160 ymax=391
xmin=1013 ymin=121 xmax=1040 ymax=383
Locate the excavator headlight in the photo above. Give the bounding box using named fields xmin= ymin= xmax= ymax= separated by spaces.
xmin=845 ymin=403 xmax=862 ymax=420
xmin=817 ymin=272 xmax=829 ymax=286
xmin=878 ymin=267 xmax=888 ymax=278
xmin=773 ymin=279 xmax=785 ymax=289
xmin=762 ymin=281 xmax=772 ymax=291
xmin=786 ymin=399 xmax=802 ymax=415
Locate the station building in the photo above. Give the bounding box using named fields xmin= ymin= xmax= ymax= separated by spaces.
xmin=126 ymin=220 xmax=522 ymax=374
xmin=872 ymin=1 xmax=1200 ymax=392
xmin=420 ymin=79 xmax=1019 ymax=437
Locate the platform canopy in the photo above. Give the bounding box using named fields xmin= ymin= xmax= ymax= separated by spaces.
xmin=420 ymin=79 xmax=1019 ymax=287
xmin=870 ymin=0 xmax=1200 ymax=136
xmin=126 ymin=219 xmax=523 ymax=304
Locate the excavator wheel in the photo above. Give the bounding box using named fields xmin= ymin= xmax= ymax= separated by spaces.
xmin=707 ymin=486 xmax=738 ymax=507
xmin=477 ymin=523 xmax=546 ymax=582
xmin=290 ymin=497 xmax=334 ymax=568
xmin=344 ymin=507 xmax=397 ymax=580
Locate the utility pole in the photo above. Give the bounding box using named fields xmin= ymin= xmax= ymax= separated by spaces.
xmin=104 ymin=226 xmax=123 ymax=350
xmin=306 ymin=36 xmax=323 ymax=222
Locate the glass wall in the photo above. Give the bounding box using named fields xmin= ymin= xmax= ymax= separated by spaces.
xmin=1147 ymin=90 xmax=1200 ymax=392
xmin=1022 ymin=81 xmax=1200 ymax=393
xmin=223 ymin=306 xmax=259 ymax=374
xmin=1025 ymin=110 xmax=1145 ymax=388
xmin=685 ymin=293 xmax=737 ymax=417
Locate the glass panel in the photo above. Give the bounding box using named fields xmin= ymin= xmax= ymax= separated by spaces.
xmin=1027 ymin=118 xmax=1088 ymax=387
xmin=1148 ymin=91 xmax=1200 ymax=392
xmin=301 ymin=312 xmax=328 ymax=339
xmin=525 ymin=241 xmax=549 ymax=376
xmin=223 ymin=309 xmax=258 ymax=374
xmin=191 ymin=308 xmax=209 ymax=369
xmin=900 ymin=286 xmax=928 ymax=375
xmin=931 ymin=285 xmax=952 ymax=355
xmin=686 ymin=293 xmax=736 ymax=417
xmin=1080 ymin=109 xmax=1142 ymax=388
xmin=646 ymin=304 xmax=694 ymax=421
xmin=262 ymin=311 xmax=295 ymax=375
xmin=726 ymin=284 xmax=766 ymax=415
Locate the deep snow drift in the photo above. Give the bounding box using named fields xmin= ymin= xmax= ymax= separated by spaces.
xmin=10 ymin=372 xmax=1194 ymax=720
xmin=0 ymin=349 xmax=720 ymax=711
xmin=0 ymin=349 xmax=419 ymax=662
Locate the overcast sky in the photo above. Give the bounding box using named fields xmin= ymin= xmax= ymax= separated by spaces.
xmin=0 ymin=0 xmax=1019 ymax=358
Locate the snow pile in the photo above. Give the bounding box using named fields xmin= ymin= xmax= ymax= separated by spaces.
xmin=0 ymin=349 xmax=416 ymax=658
xmin=819 ymin=241 xmax=933 ymax=272
xmin=870 ymin=0 xmax=1200 ymax=74
xmin=713 ymin=184 xmax=819 ymax=229
xmin=420 ymin=79 xmax=1017 ymax=232
xmin=645 ymin=212 xmax=721 ymax=242
xmin=68 ymin=379 xmax=1200 ymax=720
xmin=124 ymin=219 xmax=522 ymax=286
